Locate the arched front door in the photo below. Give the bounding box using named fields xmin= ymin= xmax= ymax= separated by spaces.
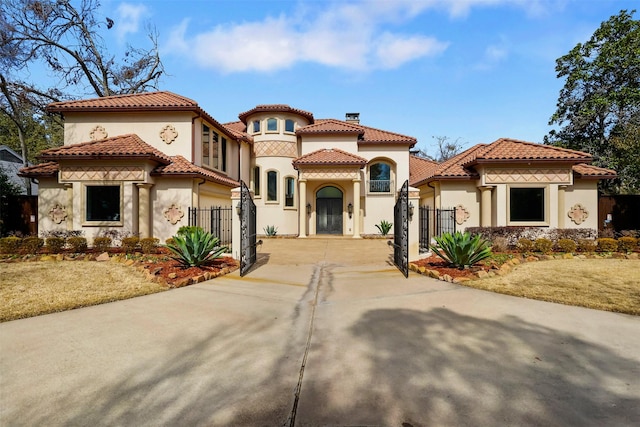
xmin=316 ymin=186 xmax=343 ymax=234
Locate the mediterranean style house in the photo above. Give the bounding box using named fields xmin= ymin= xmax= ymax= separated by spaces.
xmin=19 ymin=91 xmax=615 ymax=260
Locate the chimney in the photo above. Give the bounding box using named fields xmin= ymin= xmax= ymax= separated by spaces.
xmin=345 ymin=112 xmax=360 ymax=124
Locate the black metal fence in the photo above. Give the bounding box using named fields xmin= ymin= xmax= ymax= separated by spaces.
xmin=419 ymin=207 xmax=456 ymax=253
xmin=188 ymin=206 xmax=233 ymax=247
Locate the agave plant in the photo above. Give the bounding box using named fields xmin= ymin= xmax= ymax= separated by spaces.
xmin=165 ymin=228 xmax=228 ymax=268
xmin=263 ymin=225 xmax=278 ymax=236
xmin=375 ymin=220 xmax=393 ymax=236
xmin=430 ymin=231 xmax=492 ymax=270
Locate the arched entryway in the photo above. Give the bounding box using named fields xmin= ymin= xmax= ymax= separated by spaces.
xmin=316 ymin=186 xmax=343 ymax=234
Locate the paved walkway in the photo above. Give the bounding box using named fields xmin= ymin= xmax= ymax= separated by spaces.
xmin=1 ymin=238 xmax=639 ymax=426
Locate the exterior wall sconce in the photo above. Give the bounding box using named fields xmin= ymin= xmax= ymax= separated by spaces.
xmin=348 ymin=202 xmax=353 ymax=218
xmin=236 ymin=201 xmax=242 ymax=217
xmin=409 ymin=202 xmax=414 ymax=220
xmin=306 ymin=202 xmax=312 ymax=215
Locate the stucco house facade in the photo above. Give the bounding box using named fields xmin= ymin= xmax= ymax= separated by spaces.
xmin=19 ymin=91 xmax=615 ymax=260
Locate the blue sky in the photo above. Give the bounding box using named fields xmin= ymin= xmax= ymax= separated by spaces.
xmin=76 ymin=0 xmax=637 ymax=155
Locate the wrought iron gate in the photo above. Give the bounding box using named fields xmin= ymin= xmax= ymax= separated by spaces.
xmin=389 ymin=180 xmax=409 ymax=277
xmin=419 ymin=207 xmax=456 ymax=253
xmin=239 ymin=181 xmax=257 ymax=276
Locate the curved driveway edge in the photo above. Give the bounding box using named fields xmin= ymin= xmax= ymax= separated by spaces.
xmin=1 ymin=238 xmax=639 ymax=426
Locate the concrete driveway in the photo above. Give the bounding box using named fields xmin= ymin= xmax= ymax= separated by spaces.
xmin=1 ymin=238 xmax=639 ymax=426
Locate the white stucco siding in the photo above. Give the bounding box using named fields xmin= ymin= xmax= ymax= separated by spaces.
xmin=152 ymin=179 xmax=193 ymax=241
xmin=439 ymin=181 xmax=481 ymax=229
xmin=362 ymin=194 xmax=395 ymax=235
xmin=63 ymin=112 xmax=194 ymax=158
xmin=563 ymin=179 xmax=599 ymax=230
xmin=247 ymin=112 xmax=308 ymax=146
xmin=36 ymin=179 xmax=68 ymax=236
xmin=198 ymin=183 xmax=232 ymax=208
xmin=253 ymin=156 xmax=299 ymax=235
xmin=301 ymin=135 xmax=358 ymax=154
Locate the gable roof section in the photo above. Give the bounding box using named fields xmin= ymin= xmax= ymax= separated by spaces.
xmin=411 ymin=138 xmax=613 ymax=187
xmin=46 ymin=91 xmax=247 ymax=143
xmin=239 ymin=104 xmax=314 ymax=123
xmin=463 ymin=138 xmax=592 ymax=166
xmin=151 ymin=155 xmax=239 ymax=187
xmin=296 ymin=119 xmax=417 ymax=146
xmin=18 ymin=161 xmax=59 ymax=178
xmin=293 ymin=148 xmax=368 ymax=169
xmin=409 ymin=155 xmax=439 ymax=186
xmin=37 ymin=134 xmax=172 ymax=164
xmin=572 ymin=163 xmax=617 ymax=179
xmin=223 ymin=121 xmax=253 ymax=143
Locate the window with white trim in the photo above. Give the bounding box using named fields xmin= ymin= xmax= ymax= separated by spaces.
xmin=252 ymin=120 xmax=261 ymax=133
xmin=285 ymin=176 xmax=295 ymax=207
xmin=509 ymin=187 xmax=546 ymax=223
xmin=267 ymin=170 xmax=278 ymax=202
xmin=85 ymin=185 xmax=121 ymax=223
xmin=285 ymin=119 xmax=295 ymax=133
xmin=253 ymin=166 xmax=261 ymax=197
xmin=266 ymin=118 xmax=278 ymax=132
xmin=369 ymin=162 xmax=391 ymax=192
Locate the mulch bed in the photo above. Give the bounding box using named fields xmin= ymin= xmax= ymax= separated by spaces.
xmin=410 ymin=254 xmax=496 ymax=279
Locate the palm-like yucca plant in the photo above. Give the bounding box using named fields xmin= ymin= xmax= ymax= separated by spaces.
xmin=165 ymin=228 xmax=228 ymax=268
xmin=375 ymin=220 xmax=393 ymax=236
xmin=430 ymin=231 xmax=492 ymax=270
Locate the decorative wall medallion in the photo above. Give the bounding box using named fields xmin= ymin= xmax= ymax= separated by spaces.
xmin=163 ymin=204 xmax=184 ymax=225
xmin=568 ymin=203 xmax=589 ymax=225
xmin=89 ymin=125 xmax=108 ymax=141
xmin=160 ymin=125 xmax=178 ymax=144
xmin=454 ymin=204 xmax=470 ymax=225
xmin=49 ymin=204 xmax=68 ymax=224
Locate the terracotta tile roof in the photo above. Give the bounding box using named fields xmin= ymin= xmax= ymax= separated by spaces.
xmin=37 ymin=134 xmax=172 ymax=164
xmin=296 ymin=119 xmax=417 ymax=146
xmin=18 ymin=162 xmax=59 ymax=178
xmin=151 ymin=156 xmax=239 ymax=187
xmin=409 ymin=155 xmax=439 ymax=186
xmin=46 ymin=91 xmax=244 ymax=143
xmin=46 ymin=91 xmax=198 ymax=112
xmin=572 ymin=163 xmax=617 ymax=179
xmin=238 ymin=104 xmax=314 ymax=123
xmin=411 ymin=138 xmax=608 ymax=186
xmin=296 ymin=119 xmax=364 ymax=135
xmin=293 ymin=148 xmax=367 ymax=169
xmin=223 ymin=121 xmax=253 ymax=143
xmin=464 ymin=138 xmax=592 ymax=166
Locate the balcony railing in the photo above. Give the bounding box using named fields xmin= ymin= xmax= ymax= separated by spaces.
xmin=368 ymin=179 xmax=392 ymax=193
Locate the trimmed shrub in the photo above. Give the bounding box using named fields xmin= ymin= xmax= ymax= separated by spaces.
xmin=516 ymin=238 xmax=534 ymax=253
xmin=140 ymin=237 xmax=160 ymax=254
xmin=92 ymin=237 xmax=112 ymax=252
xmin=165 ymin=237 xmax=176 ymax=246
xmin=577 ymin=239 xmax=597 ymax=253
xmin=534 ymin=238 xmax=553 ymax=254
xmin=67 ymin=237 xmax=88 ymax=253
xmin=556 ymin=238 xmax=577 ymax=253
xmin=121 ymin=236 xmax=140 ymax=253
xmin=617 ymin=236 xmax=638 ymax=253
xmin=490 ymin=237 xmax=509 ymax=252
xmin=0 ymin=236 xmax=22 ymax=254
xmin=46 ymin=237 xmax=66 ymax=253
xmin=466 ymin=226 xmax=597 ymax=246
xmin=21 ymin=236 xmax=44 ymax=255
xmin=597 ymin=238 xmax=618 ymax=253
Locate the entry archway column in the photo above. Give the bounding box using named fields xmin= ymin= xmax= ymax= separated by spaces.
xmin=480 ymin=186 xmax=493 ymax=227
xmin=352 ymin=179 xmax=361 ymax=238
xmin=298 ymin=179 xmax=307 ymax=238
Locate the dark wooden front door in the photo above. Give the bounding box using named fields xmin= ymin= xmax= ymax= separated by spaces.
xmin=316 ymin=198 xmax=342 ymax=234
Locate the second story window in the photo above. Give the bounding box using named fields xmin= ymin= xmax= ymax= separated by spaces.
xmin=252 ymin=120 xmax=261 ymax=133
xmin=221 ymin=137 xmax=227 ymax=172
xmin=369 ymin=162 xmax=391 ymax=192
xmin=285 ymin=119 xmax=295 ymax=133
xmin=267 ymin=118 xmax=278 ymax=132
xmin=202 ymin=124 xmax=210 ymax=166
xmin=211 ymin=132 xmax=219 ymax=169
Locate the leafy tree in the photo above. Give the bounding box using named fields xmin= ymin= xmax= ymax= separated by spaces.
xmin=546 ymin=10 xmax=640 ymax=194
xmin=0 ymin=0 xmax=165 ymax=185
xmin=413 ymin=136 xmax=466 ymax=162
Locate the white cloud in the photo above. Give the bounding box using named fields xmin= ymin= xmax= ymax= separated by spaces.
xmin=115 ymin=3 xmax=148 ymax=41
xmin=474 ymin=43 xmax=509 ymax=70
xmin=164 ymin=0 xmax=547 ymax=73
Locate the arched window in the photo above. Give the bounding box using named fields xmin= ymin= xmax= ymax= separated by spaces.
xmin=267 ymin=170 xmax=278 ymax=201
xmin=285 ymin=119 xmax=295 ymax=133
xmin=369 ymin=162 xmax=391 ymax=192
xmin=266 ymin=118 xmax=278 ymax=132
xmin=285 ymin=177 xmax=295 ymax=207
